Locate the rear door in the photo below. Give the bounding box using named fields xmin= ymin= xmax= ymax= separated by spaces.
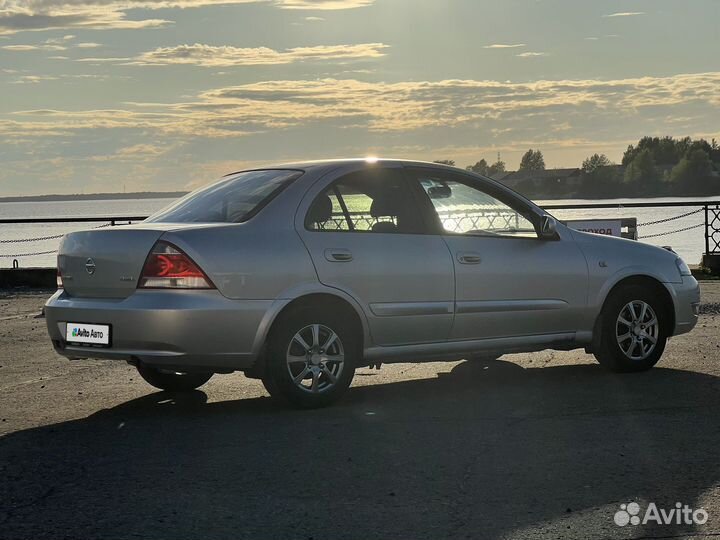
xmin=405 ymin=167 xmax=588 ymax=340
xmin=296 ymin=165 xmax=455 ymax=346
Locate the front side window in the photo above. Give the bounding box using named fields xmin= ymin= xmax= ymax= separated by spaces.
xmin=147 ymin=169 xmax=302 ymax=223
xmin=305 ymin=168 xmax=425 ymax=234
xmin=409 ymin=171 xmax=539 ymax=238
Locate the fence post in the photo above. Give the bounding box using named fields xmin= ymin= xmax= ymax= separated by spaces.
xmin=705 ymin=205 xmax=710 ymax=255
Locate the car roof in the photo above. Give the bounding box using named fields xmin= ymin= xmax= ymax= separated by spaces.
xmin=227 ymin=158 xmax=463 ymax=175
xmin=223 ymin=157 xmax=545 ymax=216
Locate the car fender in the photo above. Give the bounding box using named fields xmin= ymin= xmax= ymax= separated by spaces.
xmin=250 ymin=282 xmax=372 ymax=359
xmin=594 ymin=265 xmax=676 ymax=315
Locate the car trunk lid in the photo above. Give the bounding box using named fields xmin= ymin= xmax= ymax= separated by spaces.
xmin=58 ymin=223 xmax=213 ymax=299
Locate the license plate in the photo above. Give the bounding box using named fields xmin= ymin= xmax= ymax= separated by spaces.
xmin=66 ymin=322 xmax=111 ymax=346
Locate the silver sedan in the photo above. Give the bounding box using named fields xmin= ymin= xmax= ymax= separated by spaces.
xmin=45 ymin=159 xmax=700 ymax=407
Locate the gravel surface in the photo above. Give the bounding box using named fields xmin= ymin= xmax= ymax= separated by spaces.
xmin=1 ymin=284 xmax=720 ymax=539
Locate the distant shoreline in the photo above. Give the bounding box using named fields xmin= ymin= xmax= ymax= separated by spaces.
xmin=0 ymin=192 xmax=188 ymax=203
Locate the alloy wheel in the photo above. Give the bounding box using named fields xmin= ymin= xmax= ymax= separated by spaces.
xmin=286 ymin=324 xmax=345 ymax=393
xmin=615 ymin=300 xmax=659 ymax=361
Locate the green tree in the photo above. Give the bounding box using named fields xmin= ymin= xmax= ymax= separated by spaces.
xmin=711 ymin=138 xmax=720 ymax=163
xmin=466 ymin=159 xmax=489 ymax=175
xmin=620 ymin=135 xmax=719 ymax=167
xmin=433 ymin=159 xmax=456 ymax=167
xmin=581 ymin=153 xmax=612 ymax=173
xmin=519 ymin=149 xmax=545 ymax=171
xmin=487 ymin=159 xmax=506 ymax=176
xmin=624 ymin=148 xmax=660 ymax=195
xmin=579 ymin=164 xmax=621 ymax=198
xmin=669 ymin=149 xmax=714 ymax=195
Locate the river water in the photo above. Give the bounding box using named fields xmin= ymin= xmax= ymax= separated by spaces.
xmin=0 ymin=196 xmax=713 ymax=268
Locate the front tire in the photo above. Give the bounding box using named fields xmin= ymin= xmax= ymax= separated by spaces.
xmin=262 ymin=307 xmax=357 ymax=408
xmin=594 ymin=284 xmax=669 ymax=372
xmin=137 ymin=364 xmax=213 ymax=392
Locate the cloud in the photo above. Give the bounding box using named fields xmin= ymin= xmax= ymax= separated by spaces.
xmin=0 ymin=7 xmax=171 ymax=35
xmin=1 ymin=38 xmax=102 ymax=50
xmin=44 ymin=34 xmax=75 ymax=43
xmin=10 ymin=74 xmax=59 ymax=83
xmin=603 ymin=12 xmax=645 ymax=17
xmin=0 ymin=1 xmax=374 ymax=35
xmin=2 ymin=71 xmax=719 ymax=196
xmin=7 ymin=71 xmax=718 ymax=140
xmin=304 ymin=16 xmax=325 ymax=20
xmin=110 ymin=42 xmax=388 ymax=66
xmin=483 ymin=43 xmax=526 ymax=49
xmin=276 ymin=0 xmax=374 ymax=8
xmin=2 ymin=43 xmax=66 ymax=50
xmin=516 ymin=52 xmax=547 ymax=58
xmin=5 ymin=72 xmax=127 ymax=83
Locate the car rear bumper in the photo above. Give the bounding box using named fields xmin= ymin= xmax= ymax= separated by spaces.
xmin=666 ymin=276 xmax=701 ymax=336
xmin=45 ymin=289 xmax=272 ymax=371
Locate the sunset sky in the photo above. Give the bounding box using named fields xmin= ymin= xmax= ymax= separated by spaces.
xmin=1 ymin=0 xmax=718 ymax=195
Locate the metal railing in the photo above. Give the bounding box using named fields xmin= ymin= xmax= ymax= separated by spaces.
xmin=1 ymin=200 xmax=720 ymax=266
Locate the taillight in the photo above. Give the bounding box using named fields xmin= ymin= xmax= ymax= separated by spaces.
xmin=56 ymin=267 xmax=63 ymax=289
xmin=139 ymin=242 xmax=214 ymax=289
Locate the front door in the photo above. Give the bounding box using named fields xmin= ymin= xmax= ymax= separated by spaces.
xmin=406 ymin=167 xmax=588 ymax=341
xmin=296 ymin=165 xmax=455 ymax=346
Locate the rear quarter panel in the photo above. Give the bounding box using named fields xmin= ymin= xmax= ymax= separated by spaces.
xmin=162 ymin=219 xmax=318 ymax=301
xmin=158 ymin=169 xmax=329 ymax=301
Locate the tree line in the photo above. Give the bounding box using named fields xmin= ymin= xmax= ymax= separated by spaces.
xmin=435 ymin=136 xmax=720 ymax=198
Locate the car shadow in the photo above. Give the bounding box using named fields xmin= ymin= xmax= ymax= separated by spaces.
xmin=1 ymin=359 xmax=719 ymax=539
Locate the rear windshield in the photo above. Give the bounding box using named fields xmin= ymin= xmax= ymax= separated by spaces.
xmin=146 ymin=169 xmax=303 ymax=223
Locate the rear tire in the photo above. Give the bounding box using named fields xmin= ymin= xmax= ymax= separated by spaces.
xmin=137 ymin=364 xmax=213 ymax=392
xmin=594 ymin=284 xmax=669 ymax=372
xmin=262 ymin=307 xmax=357 ymax=408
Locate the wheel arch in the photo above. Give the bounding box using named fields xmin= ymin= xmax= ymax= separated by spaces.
xmin=591 ymin=274 xmax=676 ymax=351
xmin=247 ymin=289 xmax=369 ymax=376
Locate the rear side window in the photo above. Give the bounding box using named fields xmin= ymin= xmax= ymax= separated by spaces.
xmin=305 ymin=168 xmax=425 ymax=234
xmin=147 ymin=169 xmax=303 ymax=223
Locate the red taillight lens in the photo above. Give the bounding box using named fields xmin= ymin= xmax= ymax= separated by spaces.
xmin=139 ymin=242 xmax=214 ymax=289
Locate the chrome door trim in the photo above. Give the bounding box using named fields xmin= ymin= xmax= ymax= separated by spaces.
xmin=369 ymin=301 xmax=454 ymax=317
xmin=455 ymin=299 xmax=568 ymax=314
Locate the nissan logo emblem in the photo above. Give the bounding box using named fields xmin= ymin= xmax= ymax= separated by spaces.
xmin=85 ymin=258 xmax=96 ymax=275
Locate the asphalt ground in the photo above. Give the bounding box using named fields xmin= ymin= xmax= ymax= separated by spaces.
xmin=1 ymin=284 xmax=720 ymax=540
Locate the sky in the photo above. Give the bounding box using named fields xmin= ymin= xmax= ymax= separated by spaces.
xmin=0 ymin=0 xmax=718 ymax=196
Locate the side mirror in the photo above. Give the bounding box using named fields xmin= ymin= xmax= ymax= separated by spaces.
xmin=540 ymin=215 xmax=558 ymax=239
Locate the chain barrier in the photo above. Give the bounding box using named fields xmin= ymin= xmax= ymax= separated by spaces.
xmin=0 ymin=233 xmax=65 ymax=244
xmin=0 ymin=221 xmax=126 ymax=260
xmin=638 ymin=222 xmax=704 ymax=239
xmin=0 ymin=211 xmax=709 ymax=257
xmin=0 ymin=249 xmax=58 ymax=258
xmin=636 ymin=207 xmax=704 ymax=227
xmin=0 ymin=221 xmax=115 ymax=244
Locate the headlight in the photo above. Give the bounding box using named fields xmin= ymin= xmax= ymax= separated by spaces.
xmin=676 ymin=258 xmax=692 ymax=276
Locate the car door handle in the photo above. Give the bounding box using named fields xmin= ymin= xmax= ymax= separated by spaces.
xmin=457 ymin=252 xmax=481 ymax=264
xmin=325 ymin=248 xmax=353 ymax=262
